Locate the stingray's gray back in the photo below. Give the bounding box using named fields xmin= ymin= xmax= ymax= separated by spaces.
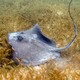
xmin=8 ymin=24 xmax=60 ymax=65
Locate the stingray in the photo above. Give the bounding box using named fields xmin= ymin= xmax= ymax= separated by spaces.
xmin=8 ymin=0 xmax=77 ymax=66
xmin=8 ymin=24 xmax=60 ymax=65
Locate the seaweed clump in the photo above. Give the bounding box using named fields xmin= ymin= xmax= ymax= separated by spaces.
xmin=0 ymin=38 xmax=15 ymax=69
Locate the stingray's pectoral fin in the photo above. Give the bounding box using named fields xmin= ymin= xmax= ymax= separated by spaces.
xmin=32 ymin=24 xmax=56 ymax=47
xmin=51 ymin=52 xmax=60 ymax=59
xmin=32 ymin=24 xmax=41 ymax=33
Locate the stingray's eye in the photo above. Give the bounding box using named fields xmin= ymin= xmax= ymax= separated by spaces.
xmin=17 ymin=36 xmax=23 ymax=41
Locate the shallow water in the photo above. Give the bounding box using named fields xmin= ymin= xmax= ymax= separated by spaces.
xmin=0 ymin=0 xmax=80 ymax=80
xmin=0 ymin=0 xmax=80 ymax=70
xmin=0 ymin=0 xmax=80 ymax=48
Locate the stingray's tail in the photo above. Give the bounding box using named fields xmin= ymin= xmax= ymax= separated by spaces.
xmin=51 ymin=0 xmax=77 ymax=51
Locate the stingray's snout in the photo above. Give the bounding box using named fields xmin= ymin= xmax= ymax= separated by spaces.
xmin=8 ymin=33 xmax=19 ymax=41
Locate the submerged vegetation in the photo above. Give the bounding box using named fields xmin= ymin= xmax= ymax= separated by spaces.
xmin=0 ymin=0 xmax=80 ymax=80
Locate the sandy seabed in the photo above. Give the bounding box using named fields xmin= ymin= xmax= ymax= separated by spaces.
xmin=0 ymin=0 xmax=80 ymax=80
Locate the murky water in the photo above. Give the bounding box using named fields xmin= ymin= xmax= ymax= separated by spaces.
xmin=0 ymin=0 xmax=80 ymax=80
xmin=0 ymin=0 xmax=80 ymax=68
xmin=0 ymin=0 xmax=80 ymax=38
